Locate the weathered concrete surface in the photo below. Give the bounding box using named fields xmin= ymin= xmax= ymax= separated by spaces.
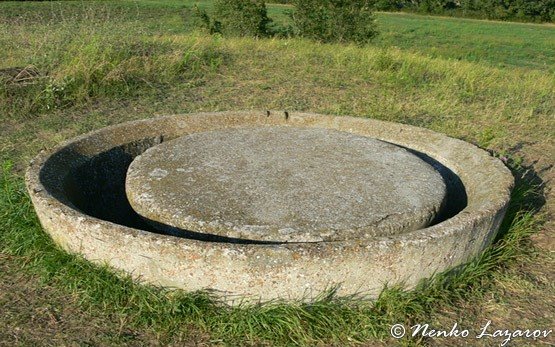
xmin=126 ymin=126 xmax=447 ymax=242
xmin=25 ymin=111 xmax=514 ymax=303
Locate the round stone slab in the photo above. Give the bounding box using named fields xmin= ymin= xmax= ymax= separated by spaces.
xmin=126 ymin=126 xmax=447 ymax=242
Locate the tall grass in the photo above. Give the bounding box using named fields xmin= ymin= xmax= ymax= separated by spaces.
xmin=1 ymin=2 xmax=553 ymax=124
xmin=3 ymin=29 xmax=553 ymax=124
xmin=0 ymin=33 xmax=226 ymax=118
xmin=0 ymin=3 xmax=226 ymax=119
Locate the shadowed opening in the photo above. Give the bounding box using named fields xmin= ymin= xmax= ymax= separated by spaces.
xmin=40 ymin=136 xmax=468 ymax=244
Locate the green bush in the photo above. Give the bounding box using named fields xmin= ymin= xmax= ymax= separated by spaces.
xmin=290 ymin=0 xmax=378 ymax=44
xmin=194 ymin=0 xmax=272 ymax=37
xmin=372 ymin=0 xmax=404 ymax=11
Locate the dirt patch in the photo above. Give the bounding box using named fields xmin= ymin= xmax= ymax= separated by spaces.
xmin=0 ymin=66 xmax=41 ymax=85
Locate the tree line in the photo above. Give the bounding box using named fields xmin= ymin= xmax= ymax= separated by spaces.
xmin=271 ymin=0 xmax=555 ymax=23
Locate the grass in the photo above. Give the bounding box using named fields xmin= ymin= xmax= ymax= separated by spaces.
xmin=1 ymin=1 xmax=554 ymax=345
xmin=1 ymin=1 xmax=554 ymax=70
xmin=0 ymin=160 xmax=544 ymax=345
xmin=373 ymin=12 xmax=555 ymax=71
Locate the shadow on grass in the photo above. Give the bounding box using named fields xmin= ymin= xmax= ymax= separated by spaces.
xmin=0 ymin=157 xmax=546 ymax=345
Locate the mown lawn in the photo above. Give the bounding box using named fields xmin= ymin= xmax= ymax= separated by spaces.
xmin=1 ymin=1 xmax=554 ymax=346
xmin=373 ymin=12 xmax=555 ymax=71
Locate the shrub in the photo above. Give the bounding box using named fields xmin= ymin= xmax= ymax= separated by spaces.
xmin=290 ymin=0 xmax=378 ymax=44
xmin=372 ymin=0 xmax=405 ymax=11
xmin=194 ymin=0 xmax=272 ymax=37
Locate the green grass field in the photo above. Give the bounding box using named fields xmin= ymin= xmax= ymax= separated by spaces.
xmin=1 ymin=1 xmax=554 ymax=345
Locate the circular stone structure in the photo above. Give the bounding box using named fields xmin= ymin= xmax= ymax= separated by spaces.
xmin=126 ymin=127 xmax=447 ymax=242
xmin=25 ymin=111 xmax=513 ymax=303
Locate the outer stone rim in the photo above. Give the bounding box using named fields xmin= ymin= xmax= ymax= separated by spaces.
xmin=25 ymin=111 xmax=514 ymax=303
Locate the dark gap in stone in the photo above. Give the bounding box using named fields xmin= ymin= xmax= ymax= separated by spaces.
xmin=402 ymin=147 xmax=468 ymax=225
xmin=40 ymin=137 xmax=468 ymax=244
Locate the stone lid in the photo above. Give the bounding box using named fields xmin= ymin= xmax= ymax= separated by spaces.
xmin=125 ymin=126 xmax=447 ymax=242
